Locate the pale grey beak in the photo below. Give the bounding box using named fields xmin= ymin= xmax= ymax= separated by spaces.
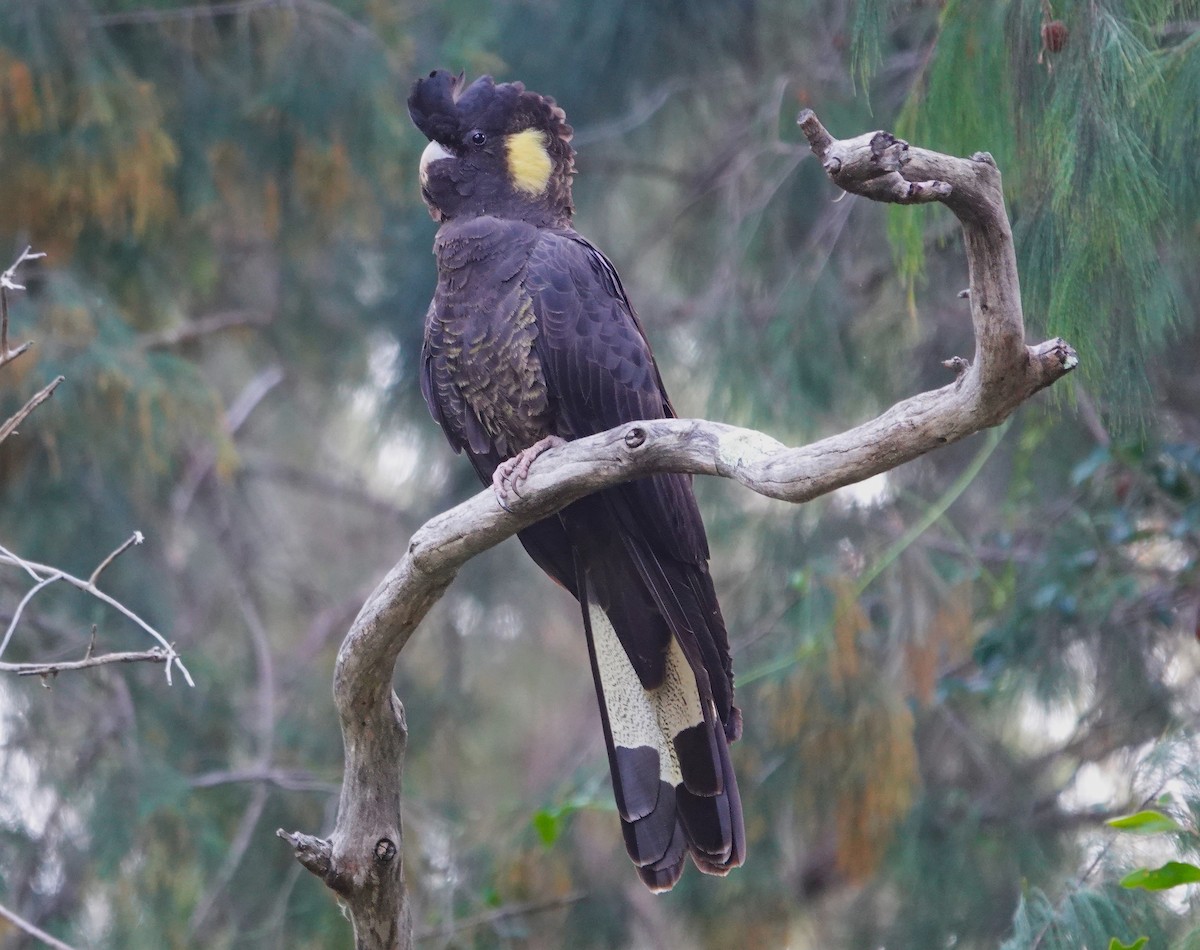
xmin=419 ymin=140 xmax=453 ymax=185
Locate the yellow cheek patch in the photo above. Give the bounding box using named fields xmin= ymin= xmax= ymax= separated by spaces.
xmin=505 ymin=128 xmax=553 ymax=195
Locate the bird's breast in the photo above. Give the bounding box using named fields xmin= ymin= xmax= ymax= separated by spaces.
xmin=428 ymin=219 xmax=556 ymax=458
xmin=430 ymin=289 xmax=553 ymax=458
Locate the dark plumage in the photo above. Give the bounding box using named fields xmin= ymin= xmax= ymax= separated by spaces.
xmin=408 ymin=70 xmax=744 ymax=891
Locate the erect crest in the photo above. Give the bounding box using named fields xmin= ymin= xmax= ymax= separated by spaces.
xmin=407 ymin=71 xmax=574 ymax=168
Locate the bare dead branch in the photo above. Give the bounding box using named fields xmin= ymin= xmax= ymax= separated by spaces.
xmin=0 ymin=246 xmax=46 ymax=369
xmin=225 ymin=365 xmax=286 ymax=432
xmin=187 ymin=570 xmax=278 ymax=937
xmin=0 ymin=375 xmax=64 ymax=445
xmin=0 ymin=900 xmax=78 ymax=950
xmin=0 ymin=339 xmax=33 ymax=368
xmin=188 ymin=785 xmax=270 ymax=936
xmin=0 ymin=546 xmax=194 ymax=687
xmin=0 ymin=245 xmax=196 ymax=692
xmin=277 ymin=830 xmax=337 ymax=887
xmin=136 ymin=309 xmax=272 ymax=351
xmin=0 ymin=648 xmax=174 ymax=679
xmin=170 ymin=365 xmax=285 ymax=519
xmin=190 ymin=767 xmax=339 ymax=794
xmin=0 ymin=543 xmax=44 ymax=582
xmin=279 ymin=112 xmax=1078 ymax=949
xmin=0 ymin=571 xmax=65 ymax=657
xmin=1 ymin=246 xmax=47 ymax=290
xmin=415 ymin=892 xmax=587 ymax=943
xmin=243 ymin=460 xmax=414 ymax=521
xmin=88 ymin=531 xmax=145 ymax=586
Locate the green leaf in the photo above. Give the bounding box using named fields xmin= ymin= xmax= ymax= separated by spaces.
xmin=1108 ymin=937 xmax=1148 ymax=950
xmin=1106 ymin=809 xmax=1183 ymax=835
xmin=532 ymin=809 xmax=563 ymax=847
xmin=1120 ymin=861 xmax=1200 ymax=890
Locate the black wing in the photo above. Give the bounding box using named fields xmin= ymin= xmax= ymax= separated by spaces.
xmin=525 ymin=229 xmax=743 ymax=888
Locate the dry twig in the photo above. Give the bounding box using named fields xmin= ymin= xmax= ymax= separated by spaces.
xmin=0 ymin=247 xmax=194 ymax=687
xmin=0 ymin=245 xmax=45 ymax=369
xmin=136 ymin=308 xmax=272 ymax=351
xmin=0 ymin=538 xmax=193 ymax=686
xmin=0 ymin=647 xmax=175 ymax=680
xmin=415 ymin=892 xmax=587 ymax=942
xmin=0 ymin=375 xmax=64 ymax=445
xmin=0 ymin=900 xmax=78 ymax=950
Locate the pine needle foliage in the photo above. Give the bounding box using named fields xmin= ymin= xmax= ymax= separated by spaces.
xmin=878 ymin=0 xmax=1200 ymax=423
xmin=1000 ymin=884 xmax=1171 ymax=950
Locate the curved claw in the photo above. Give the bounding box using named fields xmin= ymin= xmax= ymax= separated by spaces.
xmin=491 ymin=436 xmax=567 ymax=511
xmin=491 ymin=464 xmax=517 ymax=512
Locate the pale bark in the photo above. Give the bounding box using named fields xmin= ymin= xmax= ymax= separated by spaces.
xmin=278 ymin=112 xmax=1078 ymax=950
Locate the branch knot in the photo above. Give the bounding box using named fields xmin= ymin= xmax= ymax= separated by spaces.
xmin=374 ymin=838 xmax=397 ymax=863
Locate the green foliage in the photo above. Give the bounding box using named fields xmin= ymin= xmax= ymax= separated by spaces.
xmin=1108 ymin=810 xmax=1185 ymax=835
xmin=851 ymin=0 xmax=904 ymax=93
xmin=1110 ymin=801 xmax=1200 ymax=894
xmin=1121 ymin=862 xmax=1200 ymax=890
xmin=1000 ymin=885 xmax=1170 ymax=950
xmin=882 ymin=0 xmax=1200 ymax=422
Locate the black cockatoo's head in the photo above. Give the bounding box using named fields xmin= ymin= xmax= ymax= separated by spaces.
xmin=407 ymin=71 xmax=575 ymax=226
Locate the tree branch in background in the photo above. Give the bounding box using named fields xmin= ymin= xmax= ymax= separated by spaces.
xmin=0 ymin=249 xmax=194 ymax=687
xmin=278 ymin=113 xmax=1078 ymax=949
xmin=0 ymin=375 xmax=64 ymax=445
xmin=0 ymin=539 xmax=194 ymax=686
xmin=0 ymin=245 xmax=45 ymax=369
xmin=136 ymin=308 xmax=273 ymax=351
xmin=414 ymin=892 xmax=588 ymax=943
xmin=0 ymin=647 xmax=177 ymax=680
xmin=0 ymin=901 xmax=78 ymax=950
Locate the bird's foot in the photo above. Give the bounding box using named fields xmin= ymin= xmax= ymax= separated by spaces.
xmin=492 ymin=436 xmax=567 ymax=510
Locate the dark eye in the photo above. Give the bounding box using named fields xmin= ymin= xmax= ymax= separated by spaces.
xmin=470 ymin=130 xmax=487 ymax=146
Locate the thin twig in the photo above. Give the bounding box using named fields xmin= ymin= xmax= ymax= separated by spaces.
xmin=243 ymin=460 xmax=412 ymax=521
xmin=0 ymin=548 xmax=193 ymax=686
xmin=0 ymin=376 xmax=64 ymax=445
xmin=1 ymin=648 xmax=173 ymax=678
xmin=0 ymin=246 xmax=45 ymax=291
xmin=188 ymin=784 xmax=270 ymax=936
xmin=136 ymin=309 xmax=271 ymax=351
xmin=88 ymin=531 xmax=145 ymax=586
xmin=1 ymin=246 xmax=46 ymax=368
xmin=0 ymin=339 xmax=32 ymax=368
xmin=415 ymin=892 xmax=587 ymax=942
xmin=0 ymin=543 xmax=43 ymax=582
xmin=170 ymin=366 xmax=285 ymax=520
xmin=91 ymin=0 xmax=285 ymax=26
xmin=187 ymin=537 xmax=278 ymax=936
xmin=0 ymin=900 xmax=78 ymax=950
xmin=225 ymin=365 xmax=285 ymax=433
xmin=189 ymin=767 xmax=340 ymax=794
xmin=0 ymin=572 xmax=63 ymax=658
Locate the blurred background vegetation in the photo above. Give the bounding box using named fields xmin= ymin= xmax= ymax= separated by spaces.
xmin=1 ymin=0 xmax=1199 ymax=947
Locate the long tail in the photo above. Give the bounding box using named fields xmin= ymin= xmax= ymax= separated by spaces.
xmin=573 ymin=524 xmax=745 ymax=891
